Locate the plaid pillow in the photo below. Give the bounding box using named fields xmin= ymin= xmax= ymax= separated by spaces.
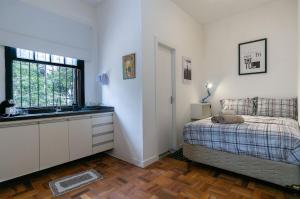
xmin=220 ymin=98 xmax=255 ymax=115
xmin=256 ymin=98 xmax=297 ymax=120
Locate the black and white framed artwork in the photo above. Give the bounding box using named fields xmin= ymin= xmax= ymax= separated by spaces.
xmin=239 ymin=38 xmax=267 ymax=75
xmin=183 ymin=56 xmax=192 ymax=83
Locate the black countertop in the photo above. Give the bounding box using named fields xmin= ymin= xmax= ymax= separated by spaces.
xmin=0 ymin=106 xmax=114 ymax=122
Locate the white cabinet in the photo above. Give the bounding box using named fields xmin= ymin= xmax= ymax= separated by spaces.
xmin=39 ymin=119 xmax=69 ymax=170
xmin=0 ymin=124 xmax=39 ymax=182
xmin=69 ymin=116 xmax=92 ymax=161
xmin=92 ymin=113 xmax=114 ymax=154
xmin=191 ymin=103 xmax=212 ymax=121
xmin=0 ymin=112 xmax=114 ymax=182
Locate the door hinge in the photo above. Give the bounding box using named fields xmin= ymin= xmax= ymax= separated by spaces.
xmin=170 ymin=96 xmax=174 ymax=104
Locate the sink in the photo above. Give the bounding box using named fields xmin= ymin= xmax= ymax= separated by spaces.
xmin=24 ymin=108 xmax=81 ymax=115
xmin=14 ymin=106 xmax=109 ymax=117
xmin=54 ymin=111 xmax=77 ymax=114
xmin=0 ymin=106 xmax=114 ymax=122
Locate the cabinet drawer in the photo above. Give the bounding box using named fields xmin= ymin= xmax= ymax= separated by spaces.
xmin=93 ymin=142 xmax=113 ymax=154
xmin=92 ymin=115 xmax=113 ymax=126
xmin=93 ymin=124 xmax=113 ymax=135
xmin=93 ymin=133 xmax=113 ymax=145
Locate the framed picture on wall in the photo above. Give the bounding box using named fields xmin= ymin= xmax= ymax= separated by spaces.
xmin=239 ymin=38 xmax=267 ymax=75
xmin=183 ymin=56 xmax=192 ymax=82
xmin=123 ymin=53 xmax=136 ymax=79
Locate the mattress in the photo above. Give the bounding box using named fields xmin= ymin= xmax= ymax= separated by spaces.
xmin=183 ymin=115 xmax=300 ymax=165
xmin=183 ymin=143 xmax=300 ymax=186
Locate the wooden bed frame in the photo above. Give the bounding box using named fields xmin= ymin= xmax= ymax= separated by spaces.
xmin=183 ymin=143 xmax=300 ymax=187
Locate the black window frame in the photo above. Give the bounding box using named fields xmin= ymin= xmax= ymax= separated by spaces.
xmin=5 ymin=46 xmax=85 ymax=108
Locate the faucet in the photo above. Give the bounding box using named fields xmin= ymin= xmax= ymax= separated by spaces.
xmin=72 ymin=103 xmax=78 ymax=111
xmin=55 ymin=99 xmax=62 ymax=113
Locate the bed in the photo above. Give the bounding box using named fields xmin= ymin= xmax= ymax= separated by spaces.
xmin=183 ymin=98 xmax=300 ymax=187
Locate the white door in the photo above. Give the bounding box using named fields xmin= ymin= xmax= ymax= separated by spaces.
xmin=69 ymin=117 xmax=92 ymax=161
xmin=40 ymin=120 xmax=69 ymax=170
xmin=156 ymin=44 xmax=174 ymax=155
xmin=0 ymin=125 xmax=39 ymax=182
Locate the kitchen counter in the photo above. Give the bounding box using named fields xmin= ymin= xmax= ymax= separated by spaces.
xmin=0 ymin=107 xmax=115 ymax=183
xmin=0 ymin=106 xmax=114 ymax=122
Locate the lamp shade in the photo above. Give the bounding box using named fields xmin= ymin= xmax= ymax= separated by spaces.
xmin=96 ymin=73 xmax=109 ymax=85
xmin=207 ymin=83 xmax=213 ymax=89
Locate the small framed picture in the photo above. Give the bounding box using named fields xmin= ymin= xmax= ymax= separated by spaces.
xmin=183 ymin=56 xmax=192 ymax=82
xmin=239 ymin=38 xmax=267 ymax=75
xmin=123 ymin=53 xmax=136 ymax=79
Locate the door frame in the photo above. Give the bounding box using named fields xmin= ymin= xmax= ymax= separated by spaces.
xmin=154 ymin=37 xmax=177 ymax=153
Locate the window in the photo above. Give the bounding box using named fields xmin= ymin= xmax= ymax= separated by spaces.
xmin=5 ymin=47 xmax=85 ymax=108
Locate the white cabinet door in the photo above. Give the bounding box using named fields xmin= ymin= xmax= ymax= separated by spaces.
xmin=69 ymin=117 xmax=92 ymax=161
xmin=40 ymin=120 xmax=69 ymax=170
xmin=0 ymin=124 xmax=39 ymax=182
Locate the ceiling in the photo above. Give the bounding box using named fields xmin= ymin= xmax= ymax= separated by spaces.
xmin=171 ymin=0 xmax=277 ymax=24
xmin=81 ymin=0 xmax=104 ymax=6
xmin=81 ymin=0 xmax=277 ymax=24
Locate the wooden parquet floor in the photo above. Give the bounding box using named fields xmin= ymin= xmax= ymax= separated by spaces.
xmin=0 ymin=154 xmax=299 ymax=199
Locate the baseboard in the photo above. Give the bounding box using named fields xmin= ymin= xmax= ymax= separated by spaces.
xmin=106 ymin=151 xmax=159 ymax=168
xmin=107 ymin=151 xmax=143 ymax=167
xmin=141 ymin=155 xmax=159 ymax=168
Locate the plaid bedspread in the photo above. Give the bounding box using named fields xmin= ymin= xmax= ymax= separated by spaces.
xmin=183 ymin=115 xmax=300 ymax=165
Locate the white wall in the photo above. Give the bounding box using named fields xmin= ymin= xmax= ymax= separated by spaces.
xmin=141 ymin=0 xmax=203 ymax=163
xmin=21 ymin=0 xmax=97 ymax=27
xmin=298 ymin=0 xmax=300 ymax=121
xmin=0 ymin=0 xmax=99 ymax=104
xmin=202 ymin=0 xmax=298 ymax=114
xmin=97 ymin=0 xmax=144 ymax=166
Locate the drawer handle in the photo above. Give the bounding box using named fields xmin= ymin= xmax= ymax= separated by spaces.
xmin=92 ymin=113 xmax=113 ymax=118
xmin=92 ymin=122 xmax=113 ymax=128
xmin=93 ymin=140 xmax=113 ymax=147
xmin=69 ymin=116 xmax=91 ymax=121
xmin=39 ymin=119 xmax=68 ymax=124
xmin=0 ymin=121 xmax=39 ymax=128
xmin=93 ymin=131 xmax=113 ymax=137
